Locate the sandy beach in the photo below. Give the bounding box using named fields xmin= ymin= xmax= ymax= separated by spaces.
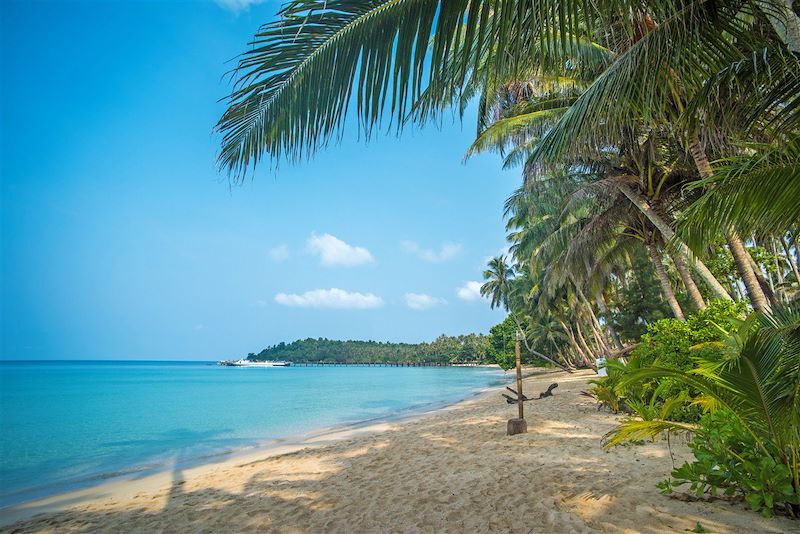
xmin=2 ymin=369 xmax=797 ymax=534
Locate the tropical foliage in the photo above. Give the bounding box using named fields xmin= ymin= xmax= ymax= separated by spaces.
xmin=249 ymin=334 xmax=491 ymax=364
xmin=218 ymin=0 xmax=800 ymax=518
xmin=606 ymin=303 xmax=800 ymax=517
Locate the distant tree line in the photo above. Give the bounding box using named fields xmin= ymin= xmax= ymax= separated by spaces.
xmin=248 ymin=333 xmax=497 ymax=364
xmin=247 ymin=325 xmax=556 ymax=369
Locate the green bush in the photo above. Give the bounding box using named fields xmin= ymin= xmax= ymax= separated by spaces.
xmin=632 ymin=299 xmax=749 ymax=369
xmin=592 ymin=300 xmax=748 ymax=422
xmin=658 ymin=411 xmax=798 ymax=517
xmin=622 ymin=299 xmax=749 ymax=422
xmin=606 ymin=303 xmax=800 ymax=518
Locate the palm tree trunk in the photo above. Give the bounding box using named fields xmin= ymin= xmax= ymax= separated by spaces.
xmin=574 ymin=320 xmax=596 ymax=361
xmin=559 ymin=350 xmax=578 ymax=369
xmin=671 ymin=251 xmax=706 ymax=310
xmin=757 ymin=0 xmax=800 ymax=53
xmin=586 ymin=311 xmax=610 ymax=354
xmin=781 ymin=236 xmax=800 ymax=283
xmin=647 ymin=243 xmax=685 ymax=320
xmin=571 ymin=281 xmax=611 ymax=353
xmin=557 ymin=318 xmax=587 ymax=367
xmin=508 ymin=312 xmax=571 ymax=372
xmin=687 ymin=137 xmax=771 ymax=313
xmin=615 ymin=182 xmax=733 ymax=301
xmin=728 ymin=229 xmax=772 ymax=313
xmin=771 ymin=239 xmax=787 ymax=303
xmin=595 ymin=289 xmax=624 ymax=350
xmin=747 ymin=252 xmax=777 ymax=304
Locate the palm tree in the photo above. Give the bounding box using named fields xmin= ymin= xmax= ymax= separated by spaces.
xmin=216 ymin=1 xmax=799 ymax=176
xmin=215 ymin=0 xmax=800 ymax=365
xmin=481 ymin=255 xmax=515 ymax=311
xmin=481 ymin=255 xmax=571 ymax=371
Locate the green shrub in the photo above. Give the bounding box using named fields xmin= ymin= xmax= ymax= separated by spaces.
xmin=658 ymin=411 xmax=798 ymax=517
xmin=607 ymin=303 xmax=800 ymax=518
xmin=632 ymin=299 xmax=748 ymax=369
xmin=623 ymin=299 xmax=749 ymax=423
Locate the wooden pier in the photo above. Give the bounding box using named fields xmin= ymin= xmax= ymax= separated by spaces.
xmin=293 ymin=361 xmax=483 ymax=367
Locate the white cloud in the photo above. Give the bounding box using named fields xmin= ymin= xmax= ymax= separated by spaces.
xmin=307 ymin=233 xmax=374 ymax=267
xmin=269 ymin=244 xmax=289 ymax=262
xmin=404 ymin=293 xmax=446 ymax=310
xmin=214 ymin=0 xmax=265 ymax=13
xmin=456 ymin=281 xmax=484 ymax=301
xmin=274 ymin=288 xmax=383 ymax=309
xmin=401 ymin=241 xmax=462 ymax=263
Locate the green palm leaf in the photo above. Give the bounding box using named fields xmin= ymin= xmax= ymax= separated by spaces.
xmin=678 ymin=138 xmax=800 ymax=249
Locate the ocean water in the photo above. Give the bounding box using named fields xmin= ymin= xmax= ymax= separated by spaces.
xmin=0 ymin=360 xmax=505 ymax=507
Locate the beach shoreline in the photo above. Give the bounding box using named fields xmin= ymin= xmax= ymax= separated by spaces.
xmin=0 ymin=361 xmax=507 ymax=515
xmin=3 ymin=368 xmax=797 ymax=533
xmin=0 ymin=365 xmax=520 ymax=527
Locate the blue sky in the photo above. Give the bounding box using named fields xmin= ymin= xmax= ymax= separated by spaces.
xmin=1 ymin=0 xmax=517 ymax=360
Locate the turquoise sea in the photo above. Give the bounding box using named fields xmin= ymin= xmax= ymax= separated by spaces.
xmin=0 ymin=361 xmax=505 ymax=508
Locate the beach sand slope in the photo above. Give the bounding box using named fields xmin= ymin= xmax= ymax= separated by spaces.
xmin=3 ymin=370 xmax=799 ymax=533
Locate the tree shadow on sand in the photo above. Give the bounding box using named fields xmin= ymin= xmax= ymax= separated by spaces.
xmin=4 ymin=389 xmax=797 ymax=534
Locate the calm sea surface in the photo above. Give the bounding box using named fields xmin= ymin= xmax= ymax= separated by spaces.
xmin=0 ymin=360 xmax=505 ymax=507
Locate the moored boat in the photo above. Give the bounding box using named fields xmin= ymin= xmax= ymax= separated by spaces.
xmin=218 ymin=359 xmax=291 ymax=367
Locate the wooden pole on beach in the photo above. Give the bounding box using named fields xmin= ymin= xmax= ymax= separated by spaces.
xmin=507 ymin=331 xmax=527 ymax=435
xmin=515 ymin=332 xmax=524 ymax=420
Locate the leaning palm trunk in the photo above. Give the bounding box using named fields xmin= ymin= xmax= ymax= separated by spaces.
xmin=687 ymin=137 xmax=771 ymax=313
xmin=727 ymin=230 xmax=771 ymax=313
xmin=571 ymin=280 xmax=611 ymax=353
xmin=781 ymin=237 xmax=800 ymax=283
xmin=557 ymin=318 xmax=589 ymax=366
xmin=615 ymin=183 xmax=733 ymax=301
xmin=770 ymin=240 xmax=787 ymax=303
xmin=671 ymin=251 xmax=706 ymax=310
xmin=647 ymin=243 xmax=685 ymax=320
xmin=574 ymin=320 xmax=596 ymax=362
xmin=508 ymin=311 xmax=572 ymax=372
xmin=747 ymin=253 xmax=777 ymax=304
xmin=586 ymin=309 xmax=611 ymax=354
xmin=595 ymin=290 xmax=624 ymax=350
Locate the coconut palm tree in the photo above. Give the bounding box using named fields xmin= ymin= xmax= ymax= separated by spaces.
xmin=216 ymin=1 xmax=799 ymax=176
xmin=481 ymin=255 xmax=571 ymax=370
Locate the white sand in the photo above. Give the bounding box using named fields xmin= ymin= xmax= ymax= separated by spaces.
xmin=2 ymin=369 xmax=798 ymax=533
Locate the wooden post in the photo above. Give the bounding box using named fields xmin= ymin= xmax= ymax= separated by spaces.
xmin=507 ymin=331 xmax=527 ymax=435
xmin=515 ymin=331 xmax=524 ymax=420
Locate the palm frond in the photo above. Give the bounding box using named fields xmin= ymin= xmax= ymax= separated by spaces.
xmin=217 ymin=0 xmax=609 ymax=178
xmin=603 ymin=418 xmax=698 ymax=448
xmin=527 ymin=0 xmax=760 ymax=166
xmin=678 ymin=137 xmax=800 ymax=249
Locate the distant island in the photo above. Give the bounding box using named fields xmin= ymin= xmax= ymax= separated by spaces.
xmin=246 ymin=317 xmax=550 ymax=369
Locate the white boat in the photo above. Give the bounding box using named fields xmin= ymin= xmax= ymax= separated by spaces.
xmin=218 ymin=359 xmax=291 ymax=367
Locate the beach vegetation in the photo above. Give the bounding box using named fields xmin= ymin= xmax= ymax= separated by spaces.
xmin=250 ymin=334 xmax=492 ymax=364
xmin=218 ymin=0 xmax=800 ymax=519
xmin=607 ymin=303 xmax=800 ymax=517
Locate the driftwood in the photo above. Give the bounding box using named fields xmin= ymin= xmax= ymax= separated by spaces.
xmin=538 ymin=383 xmax=558 ymax=398
xmin=506 ymin=386 xmax=530 ymax=400
xmin=502 ymin=383 xmax=558 ymax=404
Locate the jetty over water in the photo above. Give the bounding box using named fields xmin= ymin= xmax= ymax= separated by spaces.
xmin=283 ymin=361 xmax=484 ymax=367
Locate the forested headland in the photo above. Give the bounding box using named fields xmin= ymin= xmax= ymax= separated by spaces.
xmin=247 ymin=319 xmax=550 ymax=368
